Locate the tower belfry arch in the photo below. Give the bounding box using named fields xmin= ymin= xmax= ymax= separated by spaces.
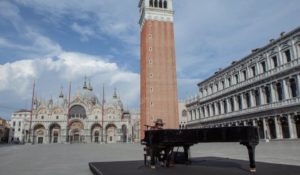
xmin=139 ymin=0 xmax=179 ymax=138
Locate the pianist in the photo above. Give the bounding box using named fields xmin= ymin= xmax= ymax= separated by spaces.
xmin=151 ymin=118 xmax=164 ymax=130
xmin=146 ymin=118 xmax=166 ymax=168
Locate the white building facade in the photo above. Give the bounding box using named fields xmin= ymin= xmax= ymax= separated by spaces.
xmin=186 ymin=27 xmax=300 ymax=140
xmin=10 ymin=79 xmax=140 ymax=144
xmin=9 ymin=110 xmax=30 ymax=143
xmin=178 ymin=102 xmax=188 ymax=129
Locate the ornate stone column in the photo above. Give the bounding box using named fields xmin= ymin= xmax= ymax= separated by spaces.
xmin=204 ymin=106 xmax=208 ymax=118
xmin=252 ymin=120 xmax=257 ymax=126
xmin=288 ymin=114 xmax=297 ymax=139
xmin=278 ymin=46 xmax=284 ymax=65
xmin=198 ymin=108 xmax=201 ymax=119
xmin=188 ymin=110 xmax=192 ymax=121
xmin=234 ymin=96 xmax=239 ymax=111
xmin=241 ymin=93 xmax=246 ymax=109
xmin=283 ymin=79 xmax=290 ymax=100
xmin=296 ymin=74 xmax=300 ymax=96
xmin=209 ymin=104 xmax=213 ymax=117
xmin=291 ymin=39 xmax=297 ymax=60
xmin=274 ymin=116 xmax=282 ymax=139
xmin=263 ymin=118 xmax=269 ymax=140
xmin=250 ymin=90 xmax=256 ymax=107
xmin=216 ymin=102 xmax=220 ymax=116
xmin=270 ymin=83 xmax=277 ymax=103
xmin=260 ymin=86 xmax=266 ymax=105
xmin=226 ymin=98 xmax=231 ymax=112
xmin=220 ymin=101 xmax=224 ymax=114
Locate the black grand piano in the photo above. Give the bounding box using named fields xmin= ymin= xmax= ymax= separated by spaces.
xmin=142 ymin=126 xmax=259 ymax=172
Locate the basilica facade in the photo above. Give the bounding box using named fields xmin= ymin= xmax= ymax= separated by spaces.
xmin=186 ymin=27 xmax=300 ymax=140
xmin=10 ymin=79 xmax=140 ymax=144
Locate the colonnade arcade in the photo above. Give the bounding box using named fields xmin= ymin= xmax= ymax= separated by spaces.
xmin=206 ymin=113 xmax=300 ymax=140
xmin=188 ymin=74 xmax=300 ymax=121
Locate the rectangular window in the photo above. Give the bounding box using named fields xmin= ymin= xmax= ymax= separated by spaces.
xmin=251 ymin=66 xmax=256 ymax=77
xmin=284 ymin=50 xmax=291 ymax=62
xmin=227 ymin=78 xmax=231 ymax=87
xmin=242 ymin=70 xmax=247 ymax=81
xmin=13 ymin=121 xmax=15 ymax=127
xmin=235 ymin=74 xmax=239 ymax=84
xmin=272 ymin=56 xmax=278 ymax=68
xmin=261 ymin=61 xmax=266 ymax=73
xmin=19 ymin=121 xmax=21 ymax=126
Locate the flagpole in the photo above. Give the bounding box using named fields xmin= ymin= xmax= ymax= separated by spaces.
xmin=66 ymin=82 xmax=71 ymax=143
xmin=28 ymin=80 xmax=35 ymax=143
xmin=101 ymin=84 xmax=105 ymax=143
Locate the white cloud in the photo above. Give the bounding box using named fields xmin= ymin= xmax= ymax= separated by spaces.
xmin=71 ymin=23 xmax=97 ymax=41
xmin=0 ymin=52 xmax=140 ymax=115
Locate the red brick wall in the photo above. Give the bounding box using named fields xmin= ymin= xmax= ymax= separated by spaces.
xmin=140 ymin=20 xmax=179 ymax=138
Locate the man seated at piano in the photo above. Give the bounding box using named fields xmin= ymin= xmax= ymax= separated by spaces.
xmin=151 ymin=118 xmax=164 ymax=130
xmin=145 ymin=118 xmax=168 ymax=168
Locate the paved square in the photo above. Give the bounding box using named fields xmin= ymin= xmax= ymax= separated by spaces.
xmin=0 ymin=140 xmax=300 ymax=175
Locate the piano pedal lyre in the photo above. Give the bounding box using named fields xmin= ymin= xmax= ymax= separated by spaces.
xmin=250 ymin=168 xmax=256 ymax=173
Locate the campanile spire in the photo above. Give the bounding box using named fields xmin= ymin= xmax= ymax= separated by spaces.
xmin=139 ymin=0 xmax=179 ymax=137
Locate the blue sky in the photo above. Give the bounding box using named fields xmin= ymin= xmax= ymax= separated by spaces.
xmin=0 ymin=0 xmax=300 ymax=119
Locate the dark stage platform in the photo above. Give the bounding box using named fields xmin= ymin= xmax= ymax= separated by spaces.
xmin=89 ymin=157 xmax=300 ymax=175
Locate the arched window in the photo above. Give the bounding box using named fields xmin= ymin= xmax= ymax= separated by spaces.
xmin=154 ymin=0 xmax=158 ymax=7
xmin=223 ymin=100 xmax=227 ymax=113
xmin=276 ymin=83 xmax=283 ymax=101
xmin=164 ymin=0 xmax=168 ymax=8
xmin=245 ymin=93 xmax=251 ymax=108
xmin=217 ymin=102 xmax=221 ymax=114
xmin=255 ymin=89 xmax=260 ymax=106
xmin=69 ymin=105 xmax=87 ymax=118
xmin=265 ymin=86 xmax=271 ymax=103
xmin=290 ymin=78 xmax=298 ymax=98
xmin=182 ymin=110 xmax=187 ymax=117
xmin=150 ymin=0 xmax=153 ymax=7
xmin=230 ymin=98 xmax=234 ymax=112
xmin=238 ymin=95 xmax=242 ymax=110
xmin=159 ymin=0 xmax=163 ymax=8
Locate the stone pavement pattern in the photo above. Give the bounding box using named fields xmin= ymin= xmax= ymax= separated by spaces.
xmin=0 ymin=140 xmax=299 ymax=175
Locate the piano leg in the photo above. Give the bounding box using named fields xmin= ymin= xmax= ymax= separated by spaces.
xmin=149 ymin=147 xmax=156 ymax=169
xmin=183 ymin=146 xmax=191 ymax=164
xmin=245 ymin=144 xmax=257 ymax=173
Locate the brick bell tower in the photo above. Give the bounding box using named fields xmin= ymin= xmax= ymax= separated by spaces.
xmin=139 ymin=0 xmax=179 ymax=137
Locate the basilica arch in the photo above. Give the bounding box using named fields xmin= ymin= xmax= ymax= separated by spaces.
xmin=91 ymin=123 xmax=102 ymax=143
xmin=69 ymin=120 xmax=85 ymax=144
xmin=33 ymin=124 xmax=46 ymax=144
xmin=121 ymin=124 xmax=127 ymax=143
xmin=106 ymin=124 xmax=117 ymax=143
xmin=69 ymin=105 xmax=87 ymax=119
xmin=49 ymin=123 xmax=61 ymax=143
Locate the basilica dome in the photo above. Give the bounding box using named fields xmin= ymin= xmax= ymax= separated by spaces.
xmin=80 ymin=78 xmax=98 ymax=105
